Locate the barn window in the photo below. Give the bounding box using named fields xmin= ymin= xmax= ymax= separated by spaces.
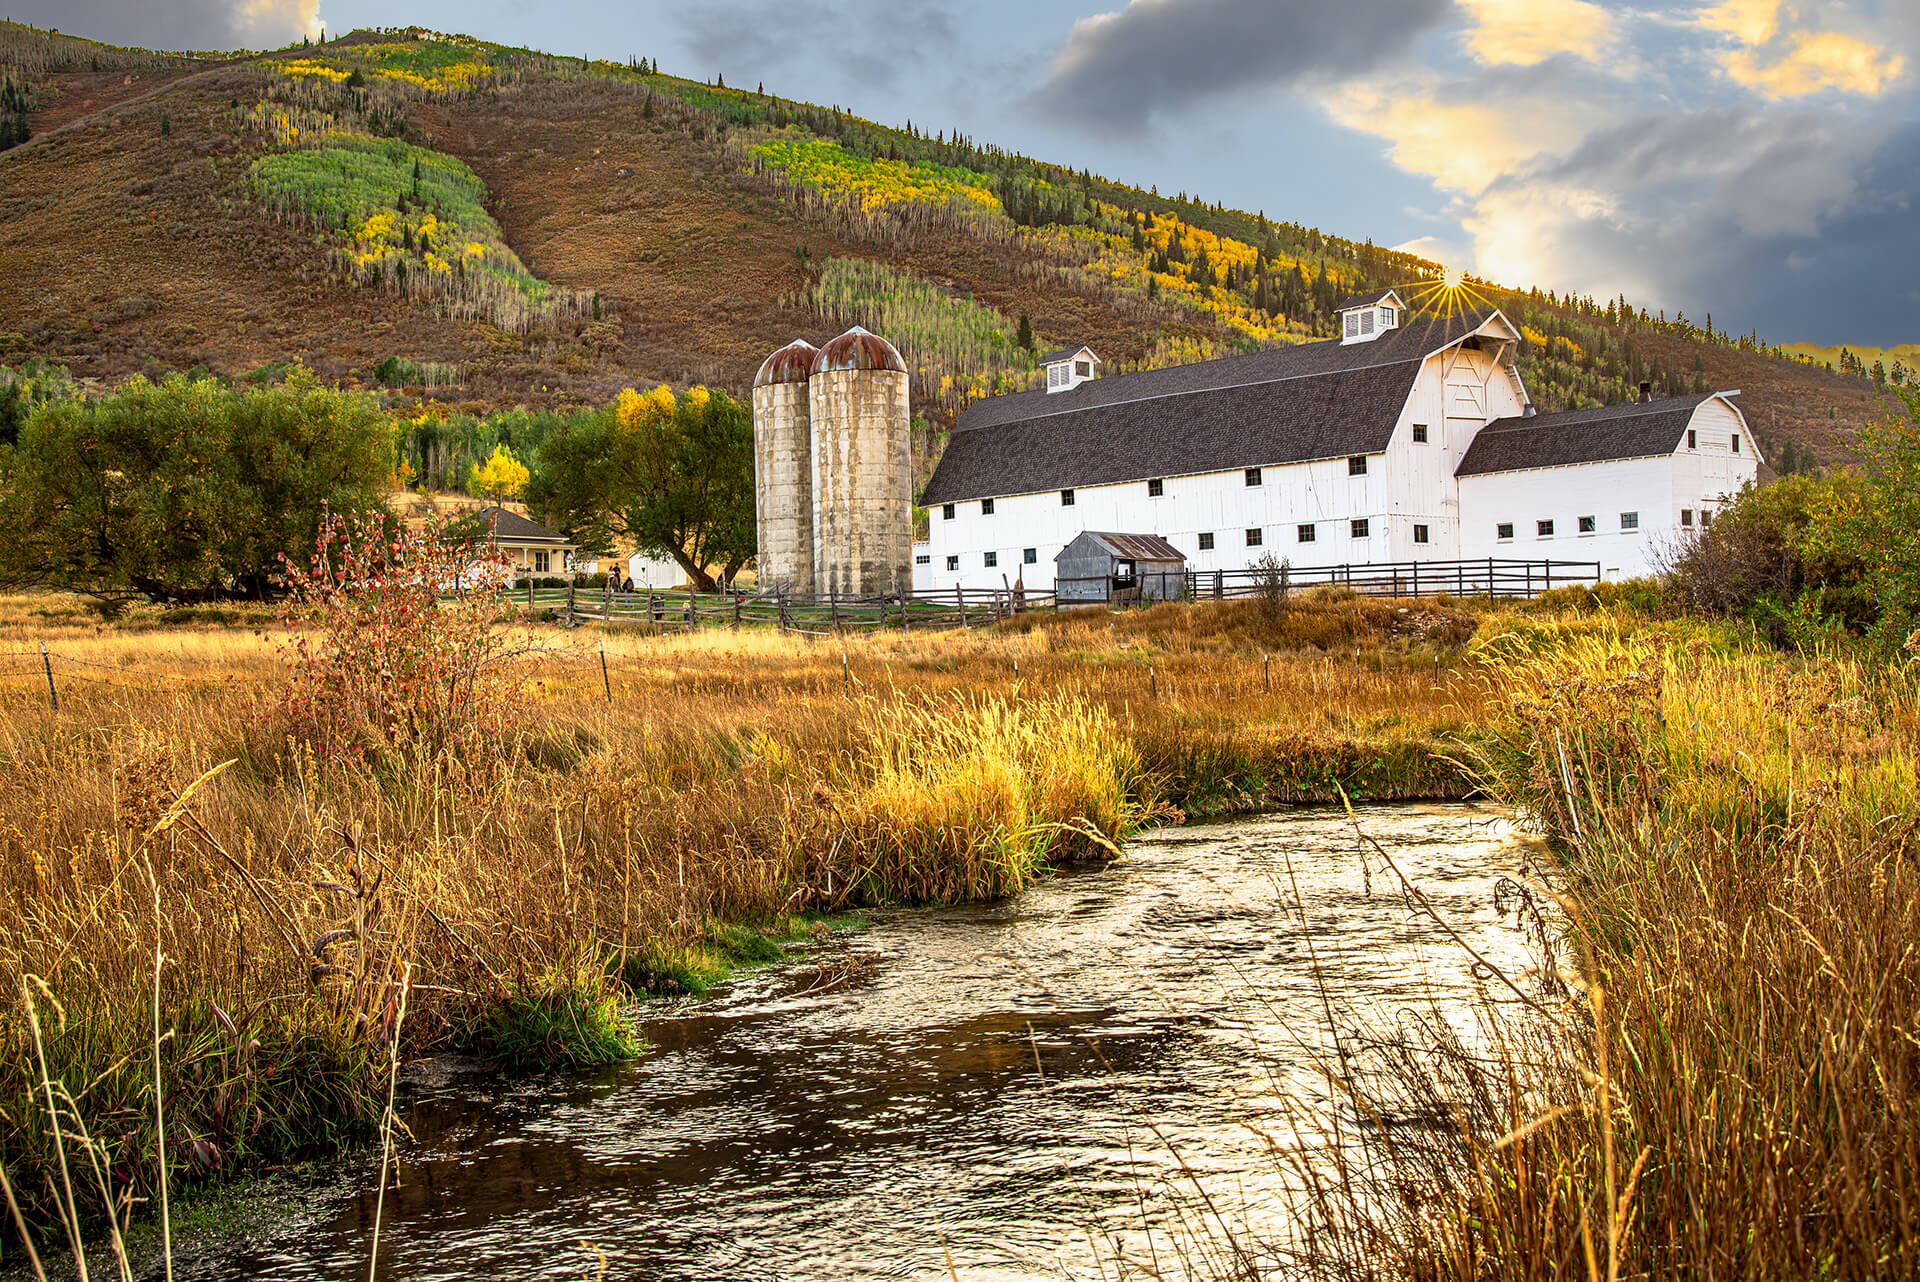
xmin=1379 ymin=306 xmax=1397 ymax=330
xmin=1348 ymin=456 xmax=1368 ymax=476
xmin=534 ymin=550 xmax=550 ymax=573
xmin=1537 ymin=519 xmax=1555 ymax=537
xmin=1732 ymin=434 xmax=1741 ymax=454
xmin=1578 ymin=515 xmax=1597 ymax=533
xmin=1351 ymin=518 xmax=1370 ymax=539
xmin=1074 ymin=360 xmax=1091 ymax=378
xmin=1621 ymin=511 xmax=1640 ymax=530
xmin=1060 ymin=489 xmax=1075 ymax=506
xmin=1681 ymin=509 xmax=1694 ymax=527
xmin=1412 ymin=424 xmax=1428 ymax=443
xmin=1245 ymin=467 xmax=1262 ymax=487
xmin=984 ymin=551 xmax=997 ymax=567
xmin=1702 ymin=509 xmax=1714 ymax=527
xmin=1344 ymin=313 xmax=1360 ymax=339
xmin=1688 ymin=429 xmax=1697 ymax=449
xmin=981 ymin=498 xmax=995 ymax=515
xmin=946 ymin=555 xmax=959 ymax=570
xmin=1297 ymin=524 xmax=1316 ymax=542
xmin=942 ymin=504 xmax=955 ymax=520
xmin=1023 ymin=548 xmax=1037 ymax=564
xmin=1414 ymin=524 xmax=1430 ymax=544
xmin=915 ymin=553 xmax=931 ymax=565
xmin=1198 ymin=532 xmax=1215 ymax=550
xmin=1148 ymin=477 xmax=1164 ymax=496
xmin=1245 ymin=528 xmax=1263 ymax=547
xmin=1048 ymin=365 xmax=1067 ymax=389
xmin=1360 ymin=310 xmax=1374 ymax=335
xmin=1497 ymin=522 xmax=1514 ymax=540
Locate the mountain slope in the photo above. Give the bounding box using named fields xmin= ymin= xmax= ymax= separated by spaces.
xmin=0 ymin=21 xmax=1899 ymax=479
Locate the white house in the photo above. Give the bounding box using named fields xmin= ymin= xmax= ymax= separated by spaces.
xmin=921 ymin=293 xmax=1757 ymax=587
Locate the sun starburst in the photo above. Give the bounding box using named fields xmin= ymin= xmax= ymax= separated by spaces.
xmin=1401 ymin=266 xmax=1494 ymax=320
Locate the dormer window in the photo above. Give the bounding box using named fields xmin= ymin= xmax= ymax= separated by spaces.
xmin=1337 ymin=291 xmax=1405 ymax=345
xmin=1041 ymin=345 xmax=1102 ymax=394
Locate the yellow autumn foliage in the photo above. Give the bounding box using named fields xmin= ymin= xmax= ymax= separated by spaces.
xmin=468 ymin=445 xmax=530 ymax=499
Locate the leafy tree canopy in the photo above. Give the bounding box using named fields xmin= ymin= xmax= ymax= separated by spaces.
xmin=528 ymin=384 xmax=754 ymax=592
xmin=468 ymin=443 xmax=529 ymax=500
xmin=0 ymin=370 xmax=393 ymax=604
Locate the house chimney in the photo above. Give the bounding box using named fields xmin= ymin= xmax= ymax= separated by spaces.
xmin=1638 ymin=380 xmax=1653 ymax=404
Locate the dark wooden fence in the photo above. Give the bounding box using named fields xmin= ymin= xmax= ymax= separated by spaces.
xmin=516 ymin=582 xmax=1055 ymax=634
xmin=1185 ymin=558 xmax=1602 ymax=602
xmin=503 ymin=557 xmax=1600 ymax=632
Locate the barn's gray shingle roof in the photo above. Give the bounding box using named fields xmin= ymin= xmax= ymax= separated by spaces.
xmin=923 ymin=310 xmax=1502 ymax=505
xmin=1454 ymin=394 xmax=1718 ymax=477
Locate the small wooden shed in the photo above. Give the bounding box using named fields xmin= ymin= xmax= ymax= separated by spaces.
xmin=1055 ymin=532 xmax=1188 ymax=606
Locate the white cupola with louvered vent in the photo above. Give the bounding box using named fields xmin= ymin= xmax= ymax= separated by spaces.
xmin=1040 ymin=345 xmax=1101 ymax=393
xmin=1336 ymin=290 xmax=1405 ymax=345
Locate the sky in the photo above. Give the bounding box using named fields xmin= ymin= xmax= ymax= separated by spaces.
xmin=8 ymin=0 xmax=1917 ymax=346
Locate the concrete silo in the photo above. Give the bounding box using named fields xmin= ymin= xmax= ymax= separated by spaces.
xmin=750 ymin=339 xmax=819 ymax=595
xmin=808 ymin=326 xmax=912 ymax=598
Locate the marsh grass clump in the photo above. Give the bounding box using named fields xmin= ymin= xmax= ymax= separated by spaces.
xmin=472 ymin=956 xmax=641 ymax=1073
xmin=1300 ymin=627 xmax=1920 ymax=1278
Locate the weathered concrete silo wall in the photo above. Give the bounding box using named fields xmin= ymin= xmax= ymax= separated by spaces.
xmin=809 ymin=327 xmax=912 ymax=598
xmin=751 ymin=340 xmax=818 ymax=595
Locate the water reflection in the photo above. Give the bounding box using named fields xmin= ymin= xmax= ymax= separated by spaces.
xmin=176 ymin=803 xmax=1541 ymax=1281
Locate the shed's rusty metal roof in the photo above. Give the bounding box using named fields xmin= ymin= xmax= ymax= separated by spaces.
xmin=811 ymin=326 xmax=906 ymax=376
xmin=752 ymin=339 xmax=819 ymax=388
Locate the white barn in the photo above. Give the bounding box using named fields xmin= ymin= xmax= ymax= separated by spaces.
xmin=920 ymin=293 xmax=1757 ymax=588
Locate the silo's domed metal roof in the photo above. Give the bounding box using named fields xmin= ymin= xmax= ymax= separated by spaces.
xmin=752 ymin=339 xmax=820 ymax=389
xmin=811 ymin=326 xmax=906 ymax=376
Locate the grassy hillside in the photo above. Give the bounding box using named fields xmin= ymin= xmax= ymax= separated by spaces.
xmin=0 ymin=20 xmax=1899 ymax=479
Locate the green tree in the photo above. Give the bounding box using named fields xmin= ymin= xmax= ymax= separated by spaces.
xmin=1016 ymin=313 xmax=1034 ymax=352
xmin=0 ymin=371 xmax=392 ymax=604
xmin=529 ymin=385 xmax=755 ymax=592
xmin=1809 ymin=390 xmax=1920 ymax=651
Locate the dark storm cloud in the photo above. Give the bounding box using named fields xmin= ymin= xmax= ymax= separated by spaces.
xmin=1026 ymin=0 xmax=1457 ymax=136
xmin=674 ymin=1 xmax=958 ymax=93
xmin=1 ymin=0 xmax=314 ymax=52
xmin=1485 ymin=107 xmax=1917 ymax=342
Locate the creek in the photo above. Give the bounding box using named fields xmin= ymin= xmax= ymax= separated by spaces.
xmin=167 ymin=803 xmax=1544 ymax=1281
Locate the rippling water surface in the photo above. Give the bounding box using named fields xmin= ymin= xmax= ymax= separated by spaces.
xmin=173 ymin=803 xmax=1541 ymax=1281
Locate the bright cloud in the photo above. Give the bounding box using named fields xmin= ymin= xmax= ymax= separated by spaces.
xmin=1723 ymin=30 xmax=1907 ymax=97
xmin=1698 ymin=0 xmax=1909 ymax=98
xmin=1324 ymin=71 xmax=1596 ymax=198
xmin=1456 ymin=0 xmax=1620 ymax=67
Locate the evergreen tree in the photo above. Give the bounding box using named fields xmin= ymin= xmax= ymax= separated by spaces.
xmin=1016 ymin=314 xmax=1034 ymax=351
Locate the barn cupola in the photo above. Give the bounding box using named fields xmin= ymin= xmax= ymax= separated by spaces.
xmin=1335 ymin=289 xmax=1406 ymax=345
xmin=1040 ymin=345 xmax=1101 ymax=394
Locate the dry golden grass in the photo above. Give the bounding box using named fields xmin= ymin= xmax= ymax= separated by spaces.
xmin=0 ymin=591 xmax=1490 ymax=1243
xmin=1294 ymin=628 xmax=1920 ymax=1279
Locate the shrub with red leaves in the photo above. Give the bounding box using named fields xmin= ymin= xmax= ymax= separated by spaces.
xmin=278 ymin=508 xmax=522 ymax=766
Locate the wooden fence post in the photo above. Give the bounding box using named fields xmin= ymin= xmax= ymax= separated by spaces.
xmin=733 ymin=593 xmax=743 ymax=628
xmin=829 ymin=588 xmax=840 ymax=634
xmin=778 ymin=595 xmax=790 ymax=633
xmin=1263 ymin=653 xmax=1270 ymax=693
xmin=842 ymin=651 xmax=850 ymax=697
xmin=40 ymin=642 xmax=57 ymax=713
xmin=599 ymin=638 xmax=611 ymax=702
xmin=956 ymin=586 xmax=968 ymax=629
xmin=1149 ymin=665 xmax=1157 ymax=699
